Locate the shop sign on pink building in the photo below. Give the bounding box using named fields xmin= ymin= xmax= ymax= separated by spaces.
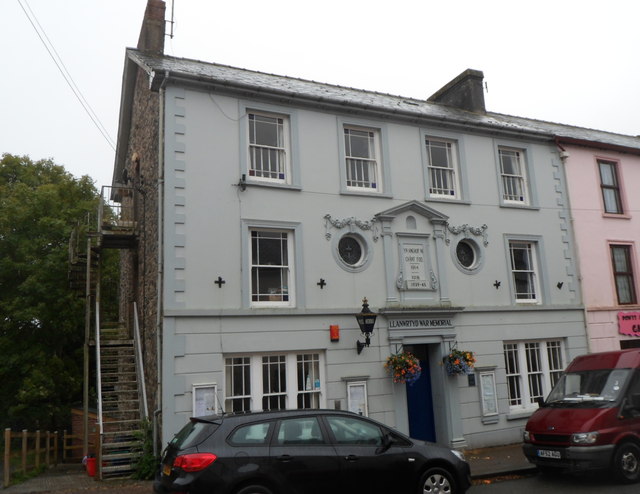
xmin=618 ymin=312 xmax=640 ymax=337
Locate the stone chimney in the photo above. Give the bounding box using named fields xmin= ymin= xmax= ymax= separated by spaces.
xmin=428 ymin=69 xmax=486 ymax=113
xmin=137 ymin=0 xmax=166 ymax=55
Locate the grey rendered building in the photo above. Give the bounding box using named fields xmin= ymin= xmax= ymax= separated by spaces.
xmin=114 ymin=0 xmax=588 ymax=452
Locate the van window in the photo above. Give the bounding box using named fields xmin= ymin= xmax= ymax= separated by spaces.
xmin=547 ymin=369 xmax=631 ymax=404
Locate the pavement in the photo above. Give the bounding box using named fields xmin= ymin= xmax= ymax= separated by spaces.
xmin=1 ymin=443 xmax=535 ymax=493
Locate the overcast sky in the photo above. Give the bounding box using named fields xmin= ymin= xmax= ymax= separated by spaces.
xmin=3 ymin=0 xmax=639 ymax=189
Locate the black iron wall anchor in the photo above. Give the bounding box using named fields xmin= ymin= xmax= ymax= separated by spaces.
xmin=235 ymin=174 xmax=247 ymax=191
xmin=317 ymin=279 xmax=327 ymax=289
xmin=215 ymin=276 xmax=226 ymax=288
xmin=493 ymin=280 xmax=501 ymax=289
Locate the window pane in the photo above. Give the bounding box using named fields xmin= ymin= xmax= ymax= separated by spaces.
xmin=547 ymin=341 xmax=564 ymax=387
xmin=345 ymin=129 xmax=374 ymax=159
xmin=251 ymin=231 xmax=290 ymax=302
xmin=345 ymin=127 xmax=379 ymax=190
xmin=225 ymin=357 xmax=251 ymax=413
xmin=503 ymin=344 xmax=522 ymax=406
xmin=426 ymin=139 xmax=457 ymax=197
xmin=326 ymin=416 xmax=382 ymax=445
xmin=510 ymin=242 xmax=537 ymax=301
xmin=599 ymin=161 xmax=622 ymax=214
xmin=297 ymin=354 xmax=320 ymax=409
xmin=262 ymin=355 xmax=287 ymax=409
xmin=611 ymin=245 xmax=637 ymax=304
xmin=276 ymin=417 xmax=324 ymax=445
xmin=229 ymin=422 xmax=271 ymax=445
xmin=248 ymin=113 xmax=286 ymax=180
xmin=599 ymin=161 xmax=616 ymax=186
xmin=500 ymin=149 xmax=526 ymax=202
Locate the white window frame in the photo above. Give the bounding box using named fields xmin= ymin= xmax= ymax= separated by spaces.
xmin=508 ymin=240 xmax=541 ymax=304
xmin=338 ymin=118 xmax=392 ymax=197
xmin=223 ymin=352 xmax=326 ymax=413
xmin=344 ymin=126 xmax=382 ymax=192
xmin=247 ymin=111 xmax=291 ymax=184
xmin=499 ymin=147 xmax=529 ymax=204
xmin=242 ymin=220 xmax=304 ymax=309
xmin=239 ymin=102 xmax=301 ymax=190
xmin=425 ymin=137 xmax=460 ymax=199
xmin=503 ymin=340 xmax=564 ymax=413
xmin=249 ymin=229 xmax=294 ymax=307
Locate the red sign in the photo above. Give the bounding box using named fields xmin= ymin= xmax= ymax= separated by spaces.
xmin=618 ymin=312 xmax=640 ymax=336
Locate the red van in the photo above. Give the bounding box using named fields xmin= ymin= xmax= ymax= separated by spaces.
xmin=523 ymin=349 xmax=640 ymax=483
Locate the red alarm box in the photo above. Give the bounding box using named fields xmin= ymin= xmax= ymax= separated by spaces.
xmin=330 ymin=325 xmax=340 ymax=342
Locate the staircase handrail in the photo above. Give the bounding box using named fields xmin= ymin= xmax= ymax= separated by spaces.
xmin=133 ymin=302 xmax=149 ymax=420
xmin=95 ymin=298 xmax=103 ymax=436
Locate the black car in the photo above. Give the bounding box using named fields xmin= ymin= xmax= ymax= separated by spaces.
xmin=153 ymin=409 xmax=471 ymax=494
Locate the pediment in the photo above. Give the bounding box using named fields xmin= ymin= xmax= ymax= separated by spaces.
xmin=375 ymin=200 xmax=448 ymax=223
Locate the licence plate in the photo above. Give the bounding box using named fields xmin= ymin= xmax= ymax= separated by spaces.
xmin=163 ymin=464 xmax=172 ymax=476
xmin=537 ymin=449 xmax=561 ymax=459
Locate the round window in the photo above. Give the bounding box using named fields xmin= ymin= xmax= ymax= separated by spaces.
xmin=456 ymin=240 xmax=476 ymax=269
xmin=338 ymin=236 xmax=363 ymax=266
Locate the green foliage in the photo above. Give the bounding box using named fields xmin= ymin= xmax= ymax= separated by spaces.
xmin=0 ymin=153 xmax=108 ymax=431
xmin=133 ymin=419 xmax=159 ymax=480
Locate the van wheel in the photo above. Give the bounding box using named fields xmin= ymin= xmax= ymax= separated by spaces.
xmin=236 ymin=486 xmax=273 ymax=494
xmin=613 ymin=442 xmax=640 ymax=483
xmin=418 ymin=467 xmax=456 ymax=493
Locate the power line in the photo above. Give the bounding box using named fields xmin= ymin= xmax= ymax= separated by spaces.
xmin=16 ymin=0 xmax=116 ymax=151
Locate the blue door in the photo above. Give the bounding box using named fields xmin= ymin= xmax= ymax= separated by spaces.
xmin=406 ymin=353 xmax=436 ymax=442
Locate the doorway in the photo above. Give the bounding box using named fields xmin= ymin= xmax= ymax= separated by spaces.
xmin=404 ymin=345 xmax=436 ymax=442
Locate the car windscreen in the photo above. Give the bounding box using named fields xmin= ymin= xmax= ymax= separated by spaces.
xmin=546 ymin=368 xmax=631 ymax=406
xmin=169 ymin=419 xmax=219 ymax=450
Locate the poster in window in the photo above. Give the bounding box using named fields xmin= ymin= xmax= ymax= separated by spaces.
xmin=479 ymin=372 xmax=498 ymax=416
xmin=193 ymin=384 xmax=217 ymax=417
xmin=347 ymin=381 xmax=368 ymax=416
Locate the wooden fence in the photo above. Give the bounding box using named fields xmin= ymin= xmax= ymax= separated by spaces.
xmin=3 ymin=429 xmax=89 ymax=487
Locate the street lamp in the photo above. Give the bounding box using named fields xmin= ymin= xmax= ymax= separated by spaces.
xmin=355 ymin=297 xmax=377 ymax=354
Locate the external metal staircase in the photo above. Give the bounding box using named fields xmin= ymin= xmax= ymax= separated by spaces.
xmin=69 ymin=186 xmax=146 ymax=480
xmin=97 ymin=324 xmax=145 ymax=479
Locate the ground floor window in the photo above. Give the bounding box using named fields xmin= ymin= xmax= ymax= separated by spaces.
xmin=225 ymin=352 xmax=324 ymax=413
xmin=503 ymin=340 xmax=564 ymax=411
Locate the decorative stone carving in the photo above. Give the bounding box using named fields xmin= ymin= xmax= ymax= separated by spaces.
xmin=324 ymin=214 xmax=379 ymax=241
xmin=445 ymin=222 xmax=488 ymax=246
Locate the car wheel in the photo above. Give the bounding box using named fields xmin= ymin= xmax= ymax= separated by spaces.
xmin=613 ymin=442 xmax=640 ymax=484
xmin=419 ymin=467 xmax=456 ymax=494
xmin=235 ymin=485 xmax=274 ymax=494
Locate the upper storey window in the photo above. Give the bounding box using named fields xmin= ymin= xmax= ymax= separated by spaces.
xmin=248 ymin=112 xmax=290 ymax=183
xmin=499 ymin=147 xmax=529 ymax=205
xmin=425 ymin=138 xmax=460 ymax=199
xmin=344 ymin=126 xmax=382 ymax=192
xmin=598 ymin=160 xmax=623 ymax=214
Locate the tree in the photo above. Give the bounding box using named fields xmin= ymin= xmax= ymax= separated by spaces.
xmin=0 ymin=153 xmax=103 ymax=430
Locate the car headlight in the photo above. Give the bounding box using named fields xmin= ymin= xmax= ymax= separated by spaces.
xmin=451 ymin=449 xmax=465 ymax=461
xmin=571 ymin=432 xmax=599 ymax=444
xmin=523 ymin=431 xmax=531 ymax=442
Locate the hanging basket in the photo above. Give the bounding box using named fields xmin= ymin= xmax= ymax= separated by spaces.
xmin=385 ymin=352 xmax=422 ymax=385
xmin=442 ymin=349 xmax=476 ymax=376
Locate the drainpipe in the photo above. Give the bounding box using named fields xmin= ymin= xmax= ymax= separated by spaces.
xmin=153 ymin=70 xmax=169 ymax=457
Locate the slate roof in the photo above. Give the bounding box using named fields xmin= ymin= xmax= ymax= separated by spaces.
xmin=127 ymin=48 xmax=640 ymax=152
